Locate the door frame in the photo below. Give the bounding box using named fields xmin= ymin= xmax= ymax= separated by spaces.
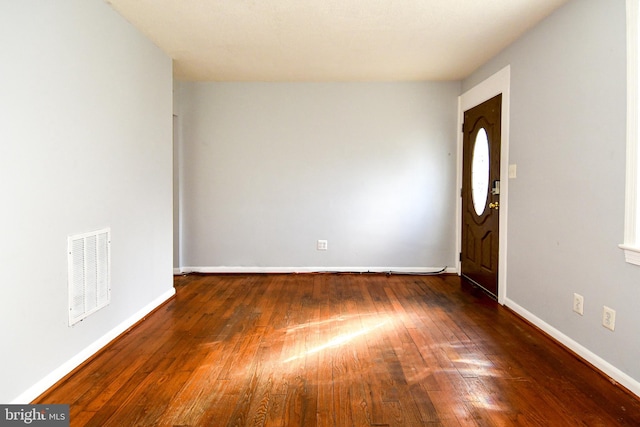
xmin=456 ymin=65 xmax=511 ymax=304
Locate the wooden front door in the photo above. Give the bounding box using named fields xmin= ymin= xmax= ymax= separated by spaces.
xmin=461 ymin=94 xmax=501 ymax=298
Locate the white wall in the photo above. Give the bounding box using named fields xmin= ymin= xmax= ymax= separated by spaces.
xmin=464 ymin=0 xmax=640 ymax=392
xmin=174 ymin=82 xmax=183 ymax=272
xmin=0 ymin=0 xmax=174 ymax=402
xmin=176 ymin=82 xmax=460 ymax=271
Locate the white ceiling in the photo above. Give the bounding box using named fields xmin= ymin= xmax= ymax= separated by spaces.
xmin=104 ymin=0 xmax=570 ymax=82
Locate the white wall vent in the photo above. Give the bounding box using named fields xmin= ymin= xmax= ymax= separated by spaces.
xmin=68 ymin=228 xmax=111 ymax=326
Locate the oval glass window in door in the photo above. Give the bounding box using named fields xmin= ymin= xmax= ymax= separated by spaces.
xmin=471 ymin=128 xmax=490 ymax=216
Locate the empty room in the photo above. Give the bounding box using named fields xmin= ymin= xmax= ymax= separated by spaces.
xmin=2 ymin=0 xmax=640 ymax=425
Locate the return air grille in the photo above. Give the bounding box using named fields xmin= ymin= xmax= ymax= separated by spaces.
xmin=68 ymin=228 xmax=111 ymax=326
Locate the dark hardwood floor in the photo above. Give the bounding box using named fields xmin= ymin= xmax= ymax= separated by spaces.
xmin=35 ymin=273 xmax=640 ymax=426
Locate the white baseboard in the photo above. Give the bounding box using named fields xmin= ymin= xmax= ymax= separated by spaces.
xmin=173 ymin=268 xmax=182 ymax=275
xmin=11 ymin=287 xmax=176 ymax=404
xmin=179 ymin=266 xmax=456 ymax=274
xmin=505 ymin=298 xmax=640 ymax=398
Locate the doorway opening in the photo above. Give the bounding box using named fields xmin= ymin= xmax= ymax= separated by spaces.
xmin=456 ymin=66 xmax=510 ymax=304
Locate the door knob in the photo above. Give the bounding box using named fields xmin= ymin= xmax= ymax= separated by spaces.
xmin=489 ymin=201 xmax=499 ymax=210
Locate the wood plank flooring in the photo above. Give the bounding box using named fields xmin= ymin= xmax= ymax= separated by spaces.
xmin=35 ymin=273 xmax=640 ymax=426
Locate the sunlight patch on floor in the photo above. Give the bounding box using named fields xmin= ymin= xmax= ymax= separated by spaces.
xmin=282 ymin=315 xmax=391 ymax=363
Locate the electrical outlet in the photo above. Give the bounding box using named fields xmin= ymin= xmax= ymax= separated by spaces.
xmin=317 ymin=240 xmax=328 ymax=251
xmin=602 ymin=306 xmax=616 ymax=331
xmin=573 ymin=293 xmax=584 ymax=315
